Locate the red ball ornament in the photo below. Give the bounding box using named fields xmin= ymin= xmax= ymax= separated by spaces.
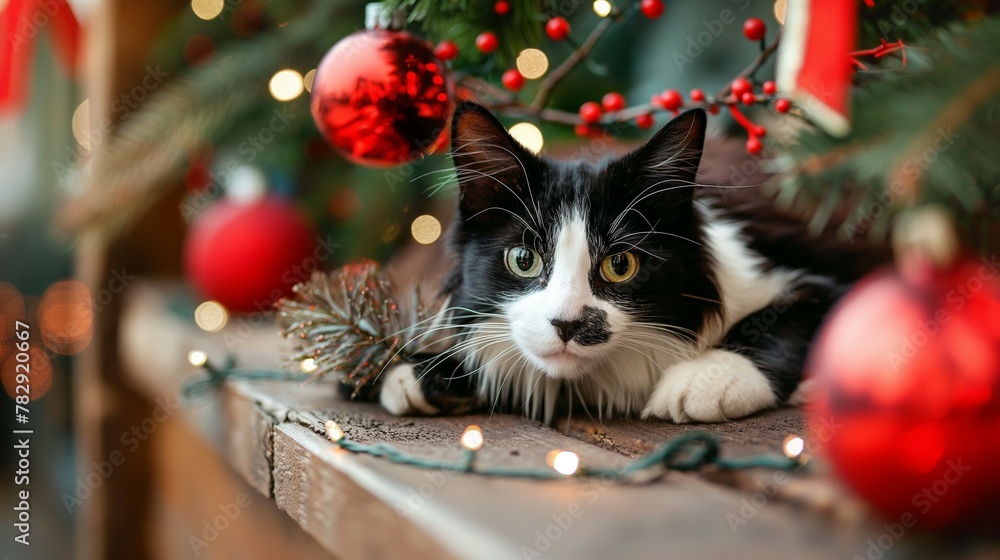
xmin=808 ymin=259 xmax=1000 ymax=530
xmin=743 ymin=17 xmax=766 ymax=41
xmin=545 ymin=17 xmax=571 ymax=41
xmin=434 ymin=40 xmax=459 ymax=61
xmin=184 ymin=197 xmax=318 ymax=313
xmin=659 ymin=89 xmax=682 ymax=111
xmin=640 ymin=0 xmax=665 ymax=19
xmin=731 ymin=77 xmax=752 ymax=97
xmin=762 ymin=80 xmax=777 ymax=95
xmin=501 ymin=69 xmax=525 ymax=92
xmin=601 ymin=92 xmax=626 ymax=112
xmin=745 ymin=136 xmax=762 ymax=155
xmin=476 ymin=31 xmax=499 ymax=53
xmin=311 ymin=30 xmax=452 ymax=167
xmin=494 ymin=1 xmax=510 ymax=15
xmin=689 ymin=88 xmax=705 ymax=102
xmin=775 ymin=98 xmax=791 ymax=113
xmin=579 ymin=101 xmax=602 ymax=124
xmin=635 ymin=113 xmax=654 ymax=129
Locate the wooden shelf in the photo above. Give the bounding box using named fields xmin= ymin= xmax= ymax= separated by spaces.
xmin=119 ymin=282 xmax=998 ymax=560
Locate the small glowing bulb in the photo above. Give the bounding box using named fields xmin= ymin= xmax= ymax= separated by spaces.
xmin=325 ymin=420 xmax=344 ymax=442
xmin=783 ymin=435 xmax=805 ymax=459
xmin=191 ymin=0 xmax=225 ymax=20
xmin=269 ymin=69 xmax=304 ymax=102
xmin=773 ymin=0 xmax=787 ymax=25
xmin=516 ymin=48 xmax=549 ymax=79
xmin=300 ymin=358 xmax=318 ymax=373
xmin=194 ymin=300 xmax=228 ymax=332
xmin=187 ymin=350 xmax=208 ymax=367
xmin=303 ymin=69 xmax=317 ymax=93
xmin=411 ymin=215 xmax=442 ymax=245
xmin=508 ymin=122 xmax=544 ymax=155
xmin=593 ymin=0 xmax=613 ymax=17
xmin=547 ymin=450 xmax=580 ymax=476
xmin=461 ymin=425 xmax=484 ymax=451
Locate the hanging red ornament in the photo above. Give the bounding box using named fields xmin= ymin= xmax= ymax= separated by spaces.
xmin=808 ymin=257 xmax=1000 ymax=530
xmin=310 ymin=29 xmax=452 ymax=167
xmin=184 ymin=196 xmax=318 ymax=313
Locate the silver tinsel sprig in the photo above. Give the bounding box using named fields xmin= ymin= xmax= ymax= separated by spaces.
xmin=276 ymin=260 xmax=446 ymax=400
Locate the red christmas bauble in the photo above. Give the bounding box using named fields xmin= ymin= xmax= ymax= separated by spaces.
xmin=184 ymin=197 xmax=318 ymax=313
xmin=808 ymin=258 xmax=1000 ymax=530
xmin=310 ymin=30 xmax=452 ymax=167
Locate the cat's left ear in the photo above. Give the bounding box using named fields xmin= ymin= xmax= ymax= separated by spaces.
xmin=630 ymin=108 xmax=707 ymax=184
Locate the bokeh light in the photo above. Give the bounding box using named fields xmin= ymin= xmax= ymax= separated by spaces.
xmin=0 ymin=282 xmax=26 ymax=341
xmin=461 ymin=425 xmax=484 ymax=451
xmin=516 ymin=48 xmax=549 ymax=79
xmin=188 ymin=350 xmax=208 ymax=367
xmin=411 ymin=215 xmax=442 ymax=245
xmin=72 ymin=99 xmax=90 ymax=150
xmin=547 ymin=450 xmax=580 ymax=476
xmin=38 ymin=281 xmax=93 ymax=356
xmin=194 ymin=300 xmax=229 ymax=332
xmin=269 ymin=69 xmax=305 ymax=101
xmin=2 ymin=346 xmax=53 ymax=401
xmin=783 ymin=435 xmax=805 ymax=458
xmin=773 ymin=0 xmax=787 ymax=24
xmin=303 ymin=69 xmax=317 ymax=93
xmin=508 ymin=122 xmax=544 ymax=154
xmin=191 ymin=0 xmax=225 ymax=20
xmin=300 ymin=358 xmax=318 ymax=373
xmin=593 ymin=0 xmax=613 ymax=17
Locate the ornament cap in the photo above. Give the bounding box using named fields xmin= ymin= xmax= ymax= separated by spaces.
xmin=365 ymin=2 xmax=405 ymax=30
xmin=893 ymin=205 xmax=960 ymax=280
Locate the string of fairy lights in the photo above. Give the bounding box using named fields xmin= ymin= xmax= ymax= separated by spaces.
xmin=183 ymin=353 xmax=808 ymax=479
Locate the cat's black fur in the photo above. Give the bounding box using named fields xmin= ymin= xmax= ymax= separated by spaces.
xmin=376 ymin=101 xmax=887 ymax=423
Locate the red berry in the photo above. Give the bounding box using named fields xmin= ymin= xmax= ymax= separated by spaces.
xmin=640 ymin=0 xmax=664 ymax=19
xmin=579 ymin=101 xmax=602 ymax=124
xmin=689 ymin=88 xmax=705 ymax=102
xmin=746 ymin=136 xmax=762 ymax=155
xmin=635 ymin=113 xmax=654 ymax=129
xmin=659 ymin=89 xmax=682 ymax=111
xmin=475 ymin=31 xmax=499 ymax=54
xmin=743 ymin=17 xmax=766 ymax=41
xmin=601 ymin=92 xmax=626 ymax=112
xmin=501 ymin=69 xmax=525 ymax=91
xmin=741 ymin=91 xmax=756 ymax=105
xmin=762 ymin=80 xmax=777 ymax=95
xmin=574 ymin=123 xmax=590 ymax=137
xmin=545 ymin=17 xmax=571 ymax=41
xmin=775 ymin=98 xmax=791 ymax=113
xmin=434 ymin=40 xmax=459 ymax=61
xmin=708 ymin=104 xmax=719 ymax=115
xmin=754 ymin=126 xmax=767 ymax=137
xmin=494 ymin=1 xmax=510 ymax=15
xmin=731 ymin=77 xmax=752 ymax=97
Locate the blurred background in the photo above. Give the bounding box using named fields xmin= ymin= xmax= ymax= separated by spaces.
xmin=1 ymin=0 xmax=997 ymax=558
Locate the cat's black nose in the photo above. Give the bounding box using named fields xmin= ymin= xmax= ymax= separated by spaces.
xmin=550 ymin=318 xmax=583 ymax=343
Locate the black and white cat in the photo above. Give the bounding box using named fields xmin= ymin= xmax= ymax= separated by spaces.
xmin=378 ymin=101 xmax=883 ymax=424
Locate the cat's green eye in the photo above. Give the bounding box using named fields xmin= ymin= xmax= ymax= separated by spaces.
xmin=600 ymin=252 xmax=639 ymax=283
xmin=505 ymin=247 xmax=543 ymax=278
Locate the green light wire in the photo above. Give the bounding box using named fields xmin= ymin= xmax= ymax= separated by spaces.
xmin=183 ymin=361 xmax=804 ymax=480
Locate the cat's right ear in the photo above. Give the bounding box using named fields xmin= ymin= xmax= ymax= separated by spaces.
xmin=450 ymin=102 xmax=533 ymax=217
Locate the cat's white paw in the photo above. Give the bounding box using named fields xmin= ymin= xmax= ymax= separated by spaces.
xmin=641 ymin=349 xmax=776 ymax=423
xmin=379 ymin=364 xmax=439 ymax=416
